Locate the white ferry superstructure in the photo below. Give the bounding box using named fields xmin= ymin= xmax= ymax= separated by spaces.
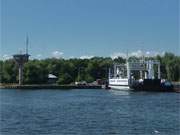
xmin=108 ymin=62 xmax=131 ymax=90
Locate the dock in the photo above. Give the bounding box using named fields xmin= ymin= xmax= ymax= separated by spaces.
xmin=0 ymin=84 xmax=102 ymax=90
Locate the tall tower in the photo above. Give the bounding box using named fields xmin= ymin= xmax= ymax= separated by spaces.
xmin=13 ymin=37 xmax=30 ymax=85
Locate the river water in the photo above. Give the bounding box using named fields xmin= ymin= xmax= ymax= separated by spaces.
xmin=0 ymin=89 xmax=179 ymax=135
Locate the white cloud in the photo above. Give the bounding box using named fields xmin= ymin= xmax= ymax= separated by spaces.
xmin=69 ymin=56 xmax=75 ymax=59
xmin=36 ymin=54 xmax=42 ymax=59
xmin=79 ymin=55 xmax=94 ymax=59
xmin=145 ymin=51 xmax=150 ymax=56
xmin=111 ymin=50 xmax=143 ymax=59
xmin=161 ymin=51 xmax=165 ymax=56
xmin=145 ymin=51 xmax=165 ymax=57
xmin=130 ymin=50 xmax=143 ymax=57
xmin=52 ymin=51 xmax=64 ymax=58
xmin=2 ymin=54 xmax=12 ymax=60
xmin=111 ymin=50 xmax=164 ymax=59
xmin=110 ymin=52 xmax=127 ymax=59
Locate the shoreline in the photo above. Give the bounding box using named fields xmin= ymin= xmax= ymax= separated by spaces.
xmin=172 ymin=82 xmax=180 ymax=93
xmin=0 ymin=84 xmax=102 ymax=90
xmin=0 ymin=83 xmax=179 ymax=92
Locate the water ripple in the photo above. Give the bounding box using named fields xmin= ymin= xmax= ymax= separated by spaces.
xmin=0 ymin=89 xmax=180 ymax=135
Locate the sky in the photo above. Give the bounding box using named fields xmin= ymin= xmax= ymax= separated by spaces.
xmin=1 ymin=0 xmax=179 ymax=60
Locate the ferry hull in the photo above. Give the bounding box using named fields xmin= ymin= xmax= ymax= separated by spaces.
xmin=109 ymin=78 xmax=130 ymax=90
xmin=109 ymin=85 xmax=130 ymax=90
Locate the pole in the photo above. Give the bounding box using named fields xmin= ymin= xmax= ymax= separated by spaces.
xmin=114 ymin=64 xmax=116 ymax=77
xmin=140 ymin=70 xmax=143 ymax=79
xmin=108 ymin=68 xmax=111 ymax=79
xmin=78 ymin=68 xmax=80 ymax=82
xmin=26 ymin=35 xmax=29 ymax=54
xmin=158 ymin=63 xmax=161 ymax=79
xmin=127 ymin=62 xmax=129 ymax=78
xmin=19 ymin=65 xmax=23 ymax=85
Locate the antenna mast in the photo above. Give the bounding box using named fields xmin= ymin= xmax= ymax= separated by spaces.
xmin=126 ymin=50 xmax=129 ymax=61
xmin=26 ymin=35 xmax=29 ymax=54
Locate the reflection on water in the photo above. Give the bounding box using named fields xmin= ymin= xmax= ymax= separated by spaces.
xmin=0 ymin=89 xmax=180 ymax=135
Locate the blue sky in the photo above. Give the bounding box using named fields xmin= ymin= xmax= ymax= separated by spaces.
xmin=1 ymin=0 xmax=179 ymax=59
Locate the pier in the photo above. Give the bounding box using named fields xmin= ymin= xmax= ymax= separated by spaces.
xmin=0 ymin=83 xmax=179 ymax=92
xmin=0 ymin=84 xmax=102 ymax=90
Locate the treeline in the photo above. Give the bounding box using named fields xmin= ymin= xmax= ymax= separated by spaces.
xmin=0 ymin=52 xmax=179 ymax=84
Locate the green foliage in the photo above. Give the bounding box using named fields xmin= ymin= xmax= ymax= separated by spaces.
xmin=1 ymin=52 xmax=179 ymax=84
xmin=165 ymin=55 xmax=180 ymax=81
xmin=57 ymin=73 xmax=73 ymax=84
xmin=0 ymin=59 xmax=18 ymax=83
xmin=85 ymin=74 xmax=94 ymax=83
xmin=0 ymin=61 xmax=3 ymax=83
xmin=114 ymin=57 xmax=126 ymax=63
xmin=24 ymin=60 xmax=48 ymax=84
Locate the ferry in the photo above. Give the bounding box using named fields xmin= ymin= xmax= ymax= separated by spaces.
xmin=108 ymin=58 xmax=164 ymax=91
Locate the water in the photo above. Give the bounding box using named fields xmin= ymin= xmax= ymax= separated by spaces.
xmin=0 ymin=89 xmax=179 ymax=135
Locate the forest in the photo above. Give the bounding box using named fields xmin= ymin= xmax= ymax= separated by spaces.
xmin=0 ymin=52 xmax=179 ymax=84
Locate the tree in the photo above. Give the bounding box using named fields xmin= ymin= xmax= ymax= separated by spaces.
xmin=1 ymin=60 xmax=18 ymax=83
xmin=114 ymin=57 xmax=126 ymax=64
xmin=57 ymin=73 xmax=73 ymax=84
xmin=24 ymin=61 xmax=48 ymax=84
xmin=166 ymin=57 xmax=180 ymax=81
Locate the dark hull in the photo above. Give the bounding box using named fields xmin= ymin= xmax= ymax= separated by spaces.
xmin=130 ymin=79 xmax=174 ymax=92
